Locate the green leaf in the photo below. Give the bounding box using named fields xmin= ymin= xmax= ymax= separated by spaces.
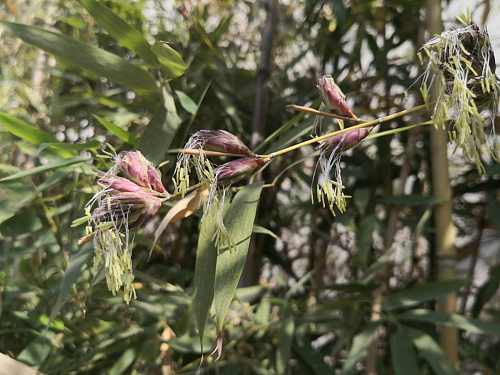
xmin=191 ymin=203 xmax=220 ymax=349
xmin=94 ymin=115 xmax=137 ymax=146
xmin=380 ymin=194 xmax=439 ymax=207
xmin=472 ymin=265 xmax=500 ymax=317
xmin=78 ymin=0 xmax=158 ymax=65
xmin=175 ymin=90 xmax=198 ymax=115
xmin=108 ymin=348 xmax=136 ymax=375
xmin=214 ymin=184 xmax=262 ymax=332
xmin=384 ymin=280 xmax=466 ymax=311
xmin=407 ymin=327 xmax=459 ymax=375
xmin=151 ymin=42 xmax=187 ymax=79
xmin=0 ymin=156 xmax=90 ymax=183
xmin=342 ymin=323 xmax=379 ymax=374
xmin=139 ymin=86 xmax=182 ymax=163
xmin=17 ymin=332 xmax=54 ymax=367
xmin=390 ymin=326 xmax=419 ymax=375
xmin=293 ymin=339 xmax=331 ymax=375
xmin=0 ymin=112 xmax=56 ymax=144
xmin=355 ymin=215 xmax=377 ymax=268
xmin=213 ymin=184 xmax=263 ymax=331
xmin=51 ymin=246 xmax=92 ymax=319
xmin=276 ymin=305 xmax=295 ymax=374
xmin=253 ymin=225 xmax=279 ymax=240
xmin=399 ymin=309 xmax=500 ymax=335
xmin=0 ymin=183 xmax=36 ymax=225
xmin=2 ymin=22 xmax=158 ymax=94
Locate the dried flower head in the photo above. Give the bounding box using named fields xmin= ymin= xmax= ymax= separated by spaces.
xmin=420 ymin=19 xmax=499 ymax=171
xmin=313 ymin=127 xmax=371 ymax=214
xmin=173 ymin=130 xmax=253 ymax=196
xmin=86 ymin=151 xmax=167 ymax=302
xmin=317 ymin=75 xmax=357 ymax=119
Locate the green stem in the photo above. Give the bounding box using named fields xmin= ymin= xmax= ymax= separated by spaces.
xmin=263 ymin=104 xmax=428 ymax=158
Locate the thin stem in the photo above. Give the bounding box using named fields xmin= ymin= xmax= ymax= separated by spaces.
xmin=366 ymin=121 xmax=432 ymax=140
xmin=287 ymin=104 xmax=367 ymax=122
xmin=169 ymin=149 xmax=247 ymax=158
xmin=265 ymin=104 xmax=428 ymax=158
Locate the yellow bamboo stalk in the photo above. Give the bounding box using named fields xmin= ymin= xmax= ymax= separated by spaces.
xmin=426 ymin=0 xmax=459 ymax=366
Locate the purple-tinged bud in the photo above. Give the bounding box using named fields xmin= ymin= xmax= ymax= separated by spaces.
xmin=147 ymin=165 xmax=166 ymax=193
xmin=317 ymin=75 xmax=357 ymax=118
xmin=98 ymin=176 xmax=143 ymax=193
xmin=215 ymin=157 xmax=268 ymax=181
xmin=322 ymin=127 xmax=372 ymax=151
xmin=117 ymin=151 xmax=151 ymax=188
xmin=112 ymin=191 xmax=162 ymax=217
xmin=193 ymin=130 xmax=252 ymax=156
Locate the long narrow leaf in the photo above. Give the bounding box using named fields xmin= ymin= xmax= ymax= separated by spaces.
xmin=407 ymin=327 xmax=459 ymax=375
xmin=213 ymin=183 xmax=263 ymax=331
xmin=78 ymin=0 xmax=158 ymax=65
xmin=384 ymin=280 xmax=466 ymax=311
xmin=0 ymin=156 xmax=90 ymax=183
xmin=94 ymin=115 xmax=137 ymax=146
xmin=390 ymin=326 xmax=419 ymax=375
xmin=399 ymin=309 xmax=500 ymax=335
xmin=0 ymin=112 xmax=56 ymax=144
xmin=139 ymin=86 xmax=181 ymax=163
xmin=191 ymin=203 xmax=220 ymax=349
xmin=2 ymin=22 xmax=158 ymax=94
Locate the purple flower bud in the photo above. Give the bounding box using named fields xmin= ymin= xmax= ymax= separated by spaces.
xmin=317 ymin=75 xmax=357 ymax=118
xmin=98 ymin=176 xmax=143 ymax=193
xmin=117 ymin=151 xmax=151 ymax=188
xmin=322 ymin=127 xmax=372 ymax=151
xmin=193 ymin=130 xmax=252 ymax=156
xmin=215 ymin=157 xmax=267 ymax=181
xmin=147 ymin=165 xmax=166 ymax=193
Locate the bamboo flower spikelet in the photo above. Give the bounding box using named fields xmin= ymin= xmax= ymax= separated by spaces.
xmin=85 ymin=151 xmax=168 ymax=303
xmin=420 ymin=19 xmax=499 ymax=171
xmin=174 ymin=130 xmax=267 ymax=248
xmin=317 ymin=75 xmax=358 ymax=119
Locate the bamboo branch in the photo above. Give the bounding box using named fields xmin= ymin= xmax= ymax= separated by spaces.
xmin=265 ymin=104 xmax=428 ymax=158
xmin=427 ymin=0 xmax=459 ymax=366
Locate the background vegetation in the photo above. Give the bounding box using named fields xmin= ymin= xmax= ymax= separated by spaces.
xmin=0 ymin=0 xmax=499 ymax=374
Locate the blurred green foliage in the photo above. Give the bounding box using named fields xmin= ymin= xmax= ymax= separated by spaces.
xmin=0 ymin=0 xmax=499 ymax=374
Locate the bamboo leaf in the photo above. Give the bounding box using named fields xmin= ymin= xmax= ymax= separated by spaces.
xmin=342 ymin=323 xmax=379 ymax=374
xmin=472 ymin=265 xmax=500 ymax=318
xmin=51 ymin=246 xmax=92 ymax=319
xmin=399 ymin=309 xmax=500 ymax=335
xmin=175 ymin=90 xmax=198 ymax=115
xmin=151 ymin=42 xmax=187 ymax=80
xmin=0 ymin=112 xmax=56 ymax=144
xmin=191 ymin=203 xmax=220 ymax=349
xmin=390 ymin=326 xmax=419 ymax=375
xmin=152 ymin=187 xmax=207 ymax=251
xmin=0 ymin=156 xmax=90 ymax=183
xmin=253 ymin=225 xmax=279 ymax=240
xmin=407 ymin=327 xmax=459 ymax=375
xmin=293 ymin=339 xmax=331 ymax=375
xmin=1 ymin=22 xmax=158 ymax=94
xmin=213 ymin=183 xmax=263 ymax=331
xmin=276 ymin=304 xmax=295 ymax=374
xmin=93 ymin=115 xmax=137 ymax=146
xmin=78 ymin=0 xmax=158 ymax=65
xmin=384 ymin=280 xmax=466 ymax=311
xmin=139 ymin=86 xmax=182 ymax=163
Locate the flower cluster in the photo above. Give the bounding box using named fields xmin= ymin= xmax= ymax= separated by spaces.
xmin=313 ymin=75 xmax=369 ymax=214
xmin=420 ymin=19 xmax=499 ymax=171
xmin=87 ymin=151 xmax=168 ymax=302
xmin=174 ymin=130 xmax=268 ymax=246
